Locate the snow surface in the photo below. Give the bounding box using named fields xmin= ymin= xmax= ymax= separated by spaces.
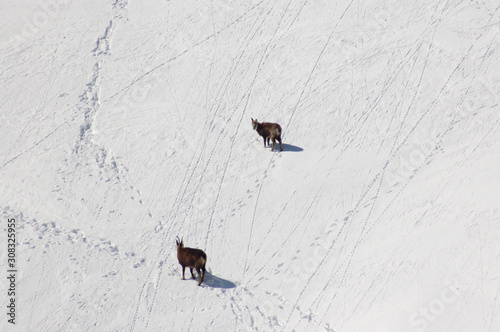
xmin=1 ymin=0 xmax=500 ymax=331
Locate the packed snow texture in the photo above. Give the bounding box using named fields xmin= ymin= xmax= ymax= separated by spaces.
xmin=1 ymin=0 xmax=499 ymax=331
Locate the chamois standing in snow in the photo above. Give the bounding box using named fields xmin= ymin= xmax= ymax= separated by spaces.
xmin=176 ymin=237 xmax=207 ymax=286
xmin=251 ymin=118 xmax=283 ymax=151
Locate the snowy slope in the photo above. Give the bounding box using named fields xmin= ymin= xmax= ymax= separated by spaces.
xmin=1 ymin=0 xmax=500 ymax=331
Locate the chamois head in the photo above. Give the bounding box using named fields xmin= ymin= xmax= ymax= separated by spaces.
xmin=176 ymin=236 xmax=184 ymax=249
xmin=251 ymin=118 xmax=259 ymax=130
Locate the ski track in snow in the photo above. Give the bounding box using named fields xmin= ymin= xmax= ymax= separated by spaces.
xmin=130 ymin=2 xmax=287 ymax=329
xmin=284 ymin=2 xmax=500 ymax=328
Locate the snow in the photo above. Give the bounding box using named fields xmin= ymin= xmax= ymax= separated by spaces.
xmin=1 ymin=0 xmax=499 ymax=331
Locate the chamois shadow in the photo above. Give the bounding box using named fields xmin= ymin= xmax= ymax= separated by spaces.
xmin=201 ymin=272 xmax=236 ymax=289
xmin=281 ymin=143 xmax=303 ymax=152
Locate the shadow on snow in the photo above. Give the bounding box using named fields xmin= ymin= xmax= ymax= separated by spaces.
xmin=201 ymin=272 xmax=236 ymax=289
xmin=281 ymin=143 xmax=303 ymax=152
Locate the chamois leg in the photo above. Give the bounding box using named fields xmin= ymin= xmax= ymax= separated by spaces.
xmin=201 ymin=266 xmax=206 ymax=285
xmin=271 ymin=138 xmax=276 ymax=151
xmin=263 ymin=137 xmax=267 ymax=147
xmin=197 ymin=266 xmax=206 ymax=286
xmin=278 ymin=137 xmax=283 ymax=151
xmin=181 ymin=266 xmax=186 ymax=280
xmin=195 ymin=268 xmax=202 ymax=286
xmin=190 ymin=268 xmax=196 ymax=279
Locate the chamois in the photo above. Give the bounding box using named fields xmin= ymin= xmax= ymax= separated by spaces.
xmin=176 ymin=237 xmax=207 ymax=286
xmin=251 ymin=118 xmax=283 ymax=151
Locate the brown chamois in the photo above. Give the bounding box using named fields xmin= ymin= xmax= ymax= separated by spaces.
xmin=176 ymin=237 xmax=207 ymax=286
xmin=251 ymin=118 xmax=283 ymax=151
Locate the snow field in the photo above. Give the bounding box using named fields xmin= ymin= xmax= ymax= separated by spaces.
xmin=1 ymin=0 xmax=499 ymax=331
